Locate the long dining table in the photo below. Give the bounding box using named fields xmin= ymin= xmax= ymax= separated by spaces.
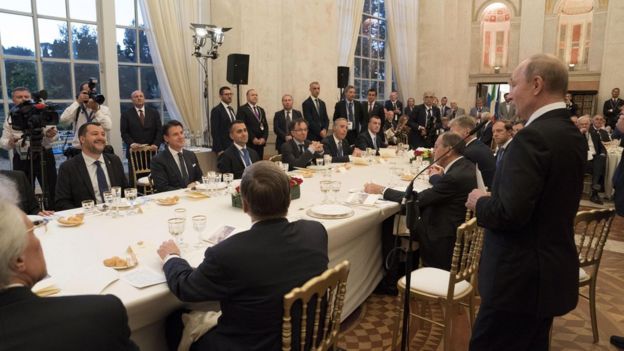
xmin=35 ymin=154 xmax=431 ymax=350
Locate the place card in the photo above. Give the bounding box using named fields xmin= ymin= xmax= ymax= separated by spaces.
xmin=202 ymin=225 xmax=238 ymax=244
xmin=122 ymin=268 xmax=167 ymax=289
xmin=363 ymin=194 xmax=379 ymax=206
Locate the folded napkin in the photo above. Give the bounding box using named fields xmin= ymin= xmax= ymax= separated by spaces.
xmin=178 ymin=310 xmax=221 ymax=351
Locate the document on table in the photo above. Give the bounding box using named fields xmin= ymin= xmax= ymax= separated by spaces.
xmin=122 ymin=268 xmax=167 ymax=289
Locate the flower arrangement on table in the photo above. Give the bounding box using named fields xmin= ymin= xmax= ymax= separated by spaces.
xmin=411 ymin=147 xmax=433 ymax=163
xmin=231 ymin=176 xmax=303 ymax=208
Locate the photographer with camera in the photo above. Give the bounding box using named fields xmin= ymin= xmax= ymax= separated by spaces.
xmin=0 ymin=87 xmax=58 ymax=210
xmin=60 ymin=79 xmax=112 ymax=157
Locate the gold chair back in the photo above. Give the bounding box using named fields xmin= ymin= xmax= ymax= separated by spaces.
xmin=282 ymin=261 xmax=350 ymax=351
xmin=575 ymin=208 xmax=615 ymax=269
xmin=129 ymin=146 xmax=156 ymax=183
xmin=269 ymin=154 xmax=283 ymax=162
xmin=446 ymin=217 xmax=485 ymax=302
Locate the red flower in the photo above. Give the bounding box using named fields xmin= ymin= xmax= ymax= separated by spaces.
xmin=414 ymin=150 xmax=424 ymax=156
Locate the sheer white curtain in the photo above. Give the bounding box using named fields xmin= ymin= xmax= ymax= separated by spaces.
xmin=138 ymin=0 xmax=202 ymax=132
xmin=337 ymin=0 xmax=365 ymax=67
xmin=386 ymin=0 xmax=419 ymax=100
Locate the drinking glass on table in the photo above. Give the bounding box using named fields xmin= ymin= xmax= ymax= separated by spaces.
xmin=324 ymin=154 xmax=332 ymax=167
xmin=201 ymin=175 xmax=209 ymax=184
xmin=168 ymin=218 xmax=186 ymax=247
xmin=81 ymin=200 xmax=94 ymax=215
xmin=320 ymin=180 xmax=333 ymax=204
xmin=125 ymin=188 xmax=138 ymax=215
xmin=102 ymin=191 xmax=113 ymax=215
xmin=174 ymin=208 xmax=187 ymax=220
xmin=192 ymin=215 xmax=207 ymax=247
xmin=223 ymin=173 xmax=234 ymax=193
xmin=315 ymin=158 xmax=324 ymax=167
xmin=111 ymin=186 xmax=123 ymax=218
xmin=331 ymin=181 xmax=341 ymax=203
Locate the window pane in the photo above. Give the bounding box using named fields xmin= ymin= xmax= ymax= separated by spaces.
xmin=39 ymin=19 xmax=69 ymax=59
xmin=117 ymin=27 xmax=137 ymax=63
xmin=72 ymin=23 xmax=98 ymax=60
xmin=138 ymin=30 xmax=152 ymax=63
xmin=115 ymin=0 xmax=135 ymax=26
xmin=0 ymin=13 xmax=35 ymax=56
xmin=118 ymin=65 xmax=138 ymax=98
xmin=74 ymin=63 xmax=99 ymax=92
xmin=362 ymin=59 xmax=370 ymax=79
xmin=42 ymin=62 xmax=72 ymax=99
xmin=362 ymin=37 xmax=370 ymax=57
xmin=69 ymin=0 xmax=96 ymax=22
xmin=120 ymin=102 xmax=134 ymax=115
xmin=146 ymin=102 xmax=161 ymax=113
xmin=363 ymin=0 xmax=371 ymax=14
xmin=140 ymin=66 xmax=159 ymax=99
xmin=0 ymin=0 xmax=31 ymax=12
xmin=37 ymin=0 xmax=66 ymax=18
xmin=137 ymin=4 xmax=145 ymax=27
xmin=163 ymin=103 xmax=171 ymax=123
xmin=5 ymin=60 xmax=38 ymax=94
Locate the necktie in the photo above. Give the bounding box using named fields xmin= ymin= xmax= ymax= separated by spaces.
xmin=314 ymin=99 xmax=320 ymax=113
xmin=369 ymin=103 xmax=373 ymax=113
xmin=138 ymin=109 xmax=145 ymax=126
xmin=227 ymin=106 xmax=236 ymax=122
xmin=241 ymin=148 xmax=252 ymax=167
xmin=427 ymin=109 xmax=433 ymax=128
xmin=348 ymin=102 xmax=354 ymax=123
xmin=337 ymin=141 xmax=344 ymax=157
xmin=372 ymin=135 xmax=378 ymax=150
xmin=253 ymin=106 xmax=260 ymax=121
xmin=299 ymin=144 xmax=305 ymax=155
xmin=496 ymin=147 xmax=505 ymax=168
xmin=178 ymin=152 xmax=189 ymax=186
xmin=94 ymin=160 xmax=109 ymax=203
xmin=286 ymin=111 xmax=291 ymax=123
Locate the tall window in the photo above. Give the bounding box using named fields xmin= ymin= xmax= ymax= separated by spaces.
xmin=115 ymin=0 xmax=167 ymax=122
xmin=354 ymin=0 xmax=387 ymax=100
xmin=0 ymin=0 xmax=100 ymax=126
xmin=556 ymin=0 xmax=592 ymax=66
xmin=480 ymin=2 xmax=511 ymax=70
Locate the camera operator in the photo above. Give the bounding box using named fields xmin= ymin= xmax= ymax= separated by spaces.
xmin=0 ymin=87 xmax=58 ymax=209
xmin=60 ymin=80 xmax=112 ymax=156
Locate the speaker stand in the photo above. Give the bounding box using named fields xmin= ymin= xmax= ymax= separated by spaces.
xmin=235 ymin=84 xmax=241 ymax=110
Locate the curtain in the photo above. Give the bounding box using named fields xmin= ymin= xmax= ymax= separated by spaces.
xmin=138 ymin=0 xmax=202 ymax=133
xmin=386 ymin=0 xmax=419 ymax=101
xmin=337 ymin=0 xmax=365 ymax=68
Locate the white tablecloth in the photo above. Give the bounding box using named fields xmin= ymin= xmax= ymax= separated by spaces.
xmin=37 ymin=155 xmax=430 ymax=350
xmin=604 ymin=147 xmax=622 ymax=197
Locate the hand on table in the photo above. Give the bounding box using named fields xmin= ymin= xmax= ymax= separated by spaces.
xmin=157 ymin=240 xmax=180 ymax=260
xmin=364 ymin=182 xmax=384 ymax=195
xmin=38 ymin=210 xmax=55 ymax=217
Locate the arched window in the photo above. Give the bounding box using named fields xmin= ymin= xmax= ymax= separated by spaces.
xmin=480 ymin=2 xmax=511 ymax=70
xmin=556 ymin=0 xmax=593 ymax=66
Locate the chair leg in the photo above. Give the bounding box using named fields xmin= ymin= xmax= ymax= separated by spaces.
xmin=443 ymin=303 xmax=454 ymax=351
xmin=391 ymin=292 xmax=404 ymax=350
xmin=589 ymin=278 xmax=599 ymax=343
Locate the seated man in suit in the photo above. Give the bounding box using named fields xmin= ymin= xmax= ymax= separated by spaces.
xmin=449 ymin=116 xmax=496 ymax=188
xmin=364 ymin=132 xmax=477 ymax=270
xmin=0 ymin=201 xmax=138 ymax=351
xmin=355 ymin=115 xmax=387 ymax=154
xmin=0 ymin=170 xmax=53 ymax=216
xmin=578 ymin=115 xmax=607 ymax=204
xmin=157 ymin=161 xmax=329 ymax=351
xmin=273 ymin=94 xmax=303 ymax=152
xmin=217 ymin=120 xmax=260 ymax=179
xmin=591 ymin=114 xmax=612 ymax=142
xmin=55 ymin=122 xmax=127 ymax=210
xmin=322 ymin=118 xmax=362 ymax=163
xmin=151 ymin=120 xmax=204 ymax=193
xmin=280 ymin=119 xmax=324 ymax=171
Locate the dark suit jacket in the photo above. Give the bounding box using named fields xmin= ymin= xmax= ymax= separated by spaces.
xmin=355 ymin=130 xmax=386 ymax=153
xmin=333 ymin=99 xmax=365 ymax=141
xmin=475 ymin=108 xmax=585 ymax=317
xmin=479 ymin=121 xmax=493 ymax=148
xmin=280 ymin=139 xmax=322 ymax=171
xmin=586 ymin=128 xmax=607 ymax=156
xmin=210 ymin=103 xmax=236 ymax=153
xmin=273 ymin=109 xmax=303 ymax=151
xmin=150 ymin=148 xmax=203 ymax=192
xmin=217 ymin=144 xmax=260 ymax=179
xmin=439 ymin=105 xmax=451 ymax=118
xmin=464 ymin=138 xmax=496 ymax=188
xmin=0 ymin=286 xmax=138 ymax=351
xmin=565 ymin=102 xmax=578 ymax=117
xmin=384 ymin=157 xmax=477 ymax=269
xmin=120 ymin=106 xmax=162 ymax=155
xmin=0 ymin=170 xmax=41 ymax=215
xmin=302 ymin=97 xmax=329 ymax=142
xmin=408 ymin=104 xmax=440 ymax=148
xmin=321 ymin=135 xmax=352 ymax=163
xmin=591 ymin=127 xmax=611 ymax=142
xmin=237 ymin=103 xmax=269 ymax=150
xmin=613 ymin=149 xmax=624 ymax=216
xmin=384 ymin=99 xmax=403 ymax=119
xmin=55 ymin=153 xmax=127 ymax=210
xmin=404 ymin=105 xmax=416 ymax=116
xmin=603 ymin=98 xmax=624 ymax=125
xmin=361 ymin=101 xmax=384 ymax=124
xmin=163 ymin=218 xmax=328 ymax=351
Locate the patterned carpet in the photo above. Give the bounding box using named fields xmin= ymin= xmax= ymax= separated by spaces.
xmin=337 ymin=203 xmax=624 ymax=351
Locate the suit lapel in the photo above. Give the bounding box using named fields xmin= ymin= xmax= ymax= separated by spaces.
xmin=165 ymin=149 xmax=183 ymax=183
xmin=76 ymin=155 xmax=96 ymax=199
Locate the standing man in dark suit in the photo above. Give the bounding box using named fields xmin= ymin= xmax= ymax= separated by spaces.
xmin=384 ymin=90 xmax=403 ymax=124
xmin=280 ymin=119 xmax=324 ymax=171
xmin=355 ymin=115 xmax=386 ymax=153
xmin=333 ymin=85 xmax=365 ymax=145
xmin=273 ymin=94 xmax=303 ymax=152
xmin=365 ymin=132 xmax=477 ymax=270
xmin=55 ymin=122 xmax=127 ymax=211
xmin=322 ymin=118 xmax=362 ymax=162
xmin=603 ymin=87 xmax=624 ymax=129
xmin=577 ymin=115 xmax=607 ymax=204
xmin=150 ymin=120 xmax=203 ymax=193
xmin=466 ymin=54 xmax=586 ymax=351
xmin=438 ymin=96 xmax=451 ymax=117
xmin=362 ymin=88 xmax=384 ymax=124
xmin=302 ymin=81 xmax=329 ymax=142
xmin=409 ymin=91 xmax=441 ymax=148
xmin=450 ymin=116 xmax=496 ymax=188
xmin=217 ymin=121 xmax=260 ymax=179
xmin=469 ymin=97 xmax=490 ymax=120
xmin=0 ymin=202 xmax=138 ymax=351
xmin=565 ymin=92 xmax=579 ymax=117
xmin=157 ymin=161 xmax=328 ymax=351
xmin=237 ymin=89 xmax=269 ymax=160
xmin=479 ymin=112 xmax=494 ymax=148
xmin=210 ymin=86 xmax=237 ymax=155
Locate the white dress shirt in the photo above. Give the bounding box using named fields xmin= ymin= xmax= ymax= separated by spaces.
xmin=524 ymin=102 xmax=566 ymax=127
xmin=168 ymin=146 xmax=189 ymax=176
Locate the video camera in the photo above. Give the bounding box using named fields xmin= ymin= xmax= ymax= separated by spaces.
xmin=9 ymin=90 xmax=59 ymax=132
xmin=86 ymin=77 xmax=105 ymax=105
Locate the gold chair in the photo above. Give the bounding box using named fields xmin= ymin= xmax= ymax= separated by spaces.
xmin=575 ymin=208 xmax=616 ymax=343
xmin=282 ymin=261 xmax=350 ymax=351
xmin=129 ymin=146 xmax=157 ymax=195
xmin=392 ymin=218 xmax=485 ymax=351
xmin=269 ymin=154 xmax=283 ymax=162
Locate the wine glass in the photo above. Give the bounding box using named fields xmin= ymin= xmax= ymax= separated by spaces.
xmin=320 ymin=180 xmax=333 ymax=204
xmin=192 ymin=215 xmax=207 ymax=247
xmin=168 ymin=218 xmax=186 ymax=247
xmin=331 ymin=181 xmax=341 ymax=203
xmin=174 ymin=208 xmax=187 ymax=220
xmin=125 ymin=188 xmax=137 ymax=215
xmin=111 ymin=186 xmax=123 ymax=218
xmin=81 ymin=200 xmax=94 ymax=215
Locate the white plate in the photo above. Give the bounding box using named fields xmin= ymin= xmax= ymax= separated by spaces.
xmin=196 ymin=182 xmax=227 ymax=191
xmin=309 ymin=204 xmax=353 ymax=217
xmin=307 ymin=165 xmax=330 ymax=171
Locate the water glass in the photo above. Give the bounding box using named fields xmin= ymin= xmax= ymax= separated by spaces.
xmin=125 ymin=188 xmax=138 ymax=215
xmin=111 ymin=186 xmax=123 ymax=218
xmin=81 ymin=200 xmax=94 ymax=215
xmin=174 ymin=208 xmax=187 ymax=220
xmin=320 ymin=180 xmax=333 ymax=204
xmin=331 ymin=181 xmax=341 ymax=203
xmin=103 ymin=191 xmax=113 ymax=215
xmin=315 ymin=158 xmax=324 ymax=167
xmin=192 ymin=215 xmax=207 ymax=247
xmin=202 ymin=176 xmax=210 ymax=184
xmin=323 ymin=154 xmax=332 ymax=167
xmin=223 ymin=173 xmax=234 ymax=185
xmin=214 ymin=172 xmax=223 ymax=183
xmin=168 ymin=218 xmax=186 ymax=247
